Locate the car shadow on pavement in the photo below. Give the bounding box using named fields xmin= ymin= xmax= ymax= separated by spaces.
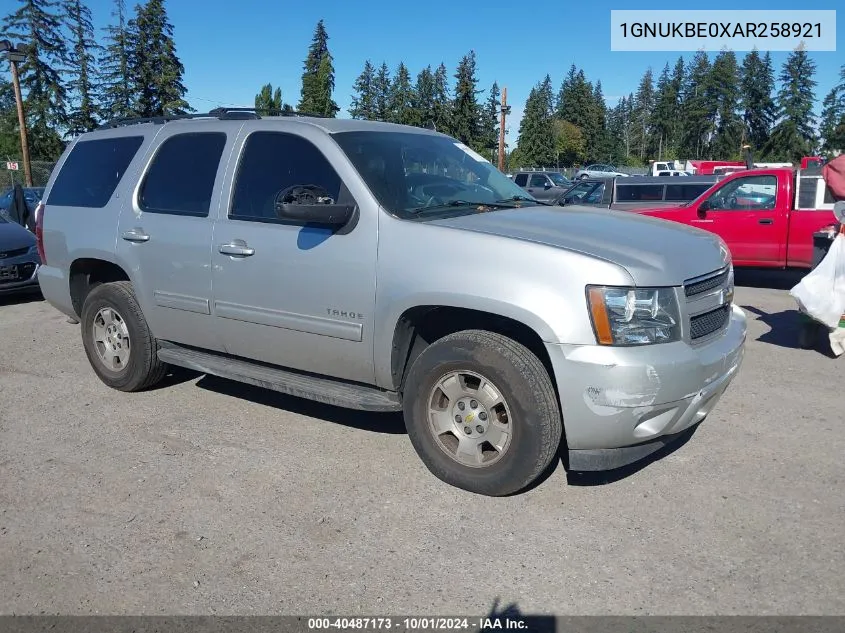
xmin=741 ymin=304 xmax=837 ymax=357
xmin=0 ymin=289 xmax=43 ymax=306
xmin=193 ymin=374 xmax=407 ymax=434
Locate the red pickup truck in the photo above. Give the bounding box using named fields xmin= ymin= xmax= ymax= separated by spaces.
xmin=636 ymin=167 xmax=837 ymax=268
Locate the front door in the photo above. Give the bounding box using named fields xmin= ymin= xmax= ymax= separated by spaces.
xmin=116 ymin=124 xmax=233 ymax=351
xmin=210 ymin=127 xmax=378 ymax=383
xmin=691 ymin=173 xmax=787 ymax=266
xmin=526 ymin=173 xmax=552 ymax=200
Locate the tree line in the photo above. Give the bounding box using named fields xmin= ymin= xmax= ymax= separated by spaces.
xmin=2 ymin=4 xmax=844 ymax=169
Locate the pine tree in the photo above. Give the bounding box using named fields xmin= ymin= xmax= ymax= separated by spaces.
xmin=2 ymin=0 xmax=69 ymax=159
xmin=129 ymin=0 xmax=191 ymax=118
xmin=818 ymin=64 xmax=845 ymax=154
xmin=64 ymin=0 xmax=102 ymax=135
xmin=631 ymin=68 xmax=655 ymax=159
xmin=764 ymin=46 xmax=818 ymax=161
xmin=298 ymin=19 xmax=339 ymax=117
xmin=255 ymin=83 xmax=289 ymax=115
xmin=679 ymin=50 xmax=717 ymax=158
xmin=516 ymin=82 xmax=555 ymax=167
xmin=99 ymin=0 xmax=132 ymax=120
xmin=451 ymin=50 xmax=483 ymax=147
xmin=387 ymin=62 xmax=415 ymax=125
xmin=668 ymin=56 xmax=685 ymax=153
xmin=650 ymin=63 xmax=675 ymax=160
xmin=480 ymin=82 xmax=500 ymax=160
xmin=739 ymin=49 xmax=776 ymax=153
xmin=349 ymin=60 xmax=376 ymax=120
xmin=590 ymin=81 xmax=609 ymax=161
xmin=413 ymin=66 xmax=436 ymax=129
xmin=710 ymin=50 xmax=743 ymax=159
xmin=432 ymin=62 xmax=452 ymax=135
xmin=373 ymin=62 xmax=390 ymax=122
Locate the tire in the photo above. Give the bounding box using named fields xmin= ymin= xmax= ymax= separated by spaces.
xmin=402 ymin=330 xmax=563 ymax=496
xmin=80 ymin=280 xmax=168 ymax=392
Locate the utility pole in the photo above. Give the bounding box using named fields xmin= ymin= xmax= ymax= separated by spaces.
xmin=1 ymin=40 xmax=33 ymax=188
xmin=498 ymin=87 xmax=511 ymax=172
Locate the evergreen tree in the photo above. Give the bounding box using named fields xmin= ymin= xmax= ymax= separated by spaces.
xmin=254 ymin=83 xmax=290 ymax=115
xmin=819 ymin=64 xmax=845 ymax=154
xmin=2 ymin=0 xmax=69 ymax=159
xmin=451 ymin=50 xmax=483 ymax=147
xmin=679 ymin=50 xmax=717 ymax=158
xmin=590 ymin=81 xmax=609 ymax=161
xmin=0 ymin=77 xmax=22 ymax=158
xmin=387 ymin=62 xmax=415 ymax=125
xmin=373 ymin=62 xmax=390 ymax=122
xmin=739 ymin=50 xmax=776 ymax=153
xmin=555 ymin=65 xmax=578 ymax=119
xmin=64 ymin=0 xmax=102 ymax=135
xmin=764 ymin=46 xmax=818 ymax=161
xmin=413 ymin=65 xmax=436 ymax=129
xmin=432 ymin=62 xmax=452 ymax=135
xmin=650 ymin=63 xmax=675 ymax=159
xmin=668 ymin=56 xmax=685 ymax=153
xmin=479 ymin=81 xmax=501 ymax=160
xmin=349 ymin=60 xmax=376 ymax=120
xmin=631 ymin=67 xmax=655 ymax=159
xmin=298 ymin=19 xmax=339 ymax=117
xmin=516 ymin=82 xmax=555 ymax=167
xmin=128 ymin=0 xmax=191 ymax=118
xmin=98 ymin=0 xmax=132 ymax=120
xmin=710 ymin=50 xmax=743 ymax=159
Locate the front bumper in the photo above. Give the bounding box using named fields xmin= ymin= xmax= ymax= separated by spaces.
xmin=546 ymin=304 xmax=747 ymax=469
xmin=0 ymin=252 xmax=41 ymax=295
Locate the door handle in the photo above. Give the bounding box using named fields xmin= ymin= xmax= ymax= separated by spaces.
xmin=758 ymin=218 xmax=774 ymax=225
xmin=121 ymin=229 xmax=150 ymax=243
xmin=219 ymin=241 xmax=255 ymax=257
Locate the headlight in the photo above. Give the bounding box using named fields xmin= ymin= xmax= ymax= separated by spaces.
xmin=587 ymin=285 xmax=681 ymax=345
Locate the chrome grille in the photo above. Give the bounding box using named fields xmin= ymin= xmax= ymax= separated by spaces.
xmin=690 ymin=305 xmax=730 ymax=340
xmin=684 ymin=268 xmax=729 ymax=298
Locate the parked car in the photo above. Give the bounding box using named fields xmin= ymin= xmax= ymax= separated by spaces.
xmin=574 ymin=164 xmax=629 ymax=179
xmin=555 ymin=175 xmax=722 ymax=211
xmin=636 ymin=168 xmax=837 ymax=268
xmin=511 ymin=171 xmax=571 ymax=201
xmin=0 ymin=186 xmax=45 ymax=226
xmin=36 ymin=108 xmax=746 ymax=496
xmin=0 ymin=212 xmax=41 ymax=295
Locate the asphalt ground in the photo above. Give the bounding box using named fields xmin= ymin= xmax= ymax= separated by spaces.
xmin=1 ymin=271 xmax=843 ymax=616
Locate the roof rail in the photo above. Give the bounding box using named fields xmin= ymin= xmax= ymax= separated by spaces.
xmin=96 ymin=106 xmax=331 ymax=130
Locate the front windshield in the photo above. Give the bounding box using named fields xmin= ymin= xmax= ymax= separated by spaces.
xmin=547 ymin=172 xmax=568 ymax=186
xmin=332 ymin=130 xmax=541 ymax=219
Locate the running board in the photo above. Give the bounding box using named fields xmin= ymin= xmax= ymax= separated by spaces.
xmin=157 ymin=342 xmax=402 ymax=412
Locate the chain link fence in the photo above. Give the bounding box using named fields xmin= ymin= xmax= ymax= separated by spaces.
xmin=513 ymin=166 xmax=649 ymax=177
xmin=2 ymin=161 xmax=57 ymax=189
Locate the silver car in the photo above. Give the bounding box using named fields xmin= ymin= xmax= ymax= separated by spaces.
xmin=575 ymin=163 xmax=630 ymax=179
xmin=36 ymin=109 xmax=746 ymax=496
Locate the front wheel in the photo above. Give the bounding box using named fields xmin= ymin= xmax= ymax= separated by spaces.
xmin=402 ymin=330 xmax=563 ymax=496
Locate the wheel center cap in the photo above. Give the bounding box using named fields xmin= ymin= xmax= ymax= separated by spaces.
xmin=452 ymin=397 xmax=489 ymax=438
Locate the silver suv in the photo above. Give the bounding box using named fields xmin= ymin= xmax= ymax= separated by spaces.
xmin=35 ymin=108 xmax=747 ymax=496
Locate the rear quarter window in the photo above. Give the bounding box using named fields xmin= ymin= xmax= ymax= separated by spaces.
xmin=47 ymin=136 xmax=144 ymax=208
xmin=615 ymin=184 xmax=665 ymax=202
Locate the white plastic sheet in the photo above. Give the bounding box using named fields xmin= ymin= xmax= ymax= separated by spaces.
xmin=790 ymin=234 xmax=845 ymax=329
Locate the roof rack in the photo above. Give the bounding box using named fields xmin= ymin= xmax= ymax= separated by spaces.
xmin=96 ymin=106 xmax=329 ymax=130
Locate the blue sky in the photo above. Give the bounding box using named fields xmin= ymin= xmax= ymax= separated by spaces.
xmin=78 ymin=0 xmax=844 ymax=147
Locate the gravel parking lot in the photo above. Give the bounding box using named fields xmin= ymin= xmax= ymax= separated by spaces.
xmin=1 ymin=274 xmax=844 ymax=617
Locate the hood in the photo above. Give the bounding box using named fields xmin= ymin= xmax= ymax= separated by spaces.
xmin=429 ymin=205 xmax=730 ymax=286
xmin=0 ymin=216 xmax=36 ymax=252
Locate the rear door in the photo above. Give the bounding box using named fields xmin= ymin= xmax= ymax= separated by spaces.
xmin=692 ymin=173 xmax=787 ymax=266
xmin=116 ymin=122 xmax=235 ymax=351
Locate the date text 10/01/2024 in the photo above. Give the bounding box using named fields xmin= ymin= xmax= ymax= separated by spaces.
xmin=307 ymin=617 xmax=528 ymax=630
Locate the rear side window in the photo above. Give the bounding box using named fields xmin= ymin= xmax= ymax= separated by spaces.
xmin=229 ymin=131 xmax=343 ymax=222
xmin=616 ymin=184 xmax=665 ymax=201
xmin=47 ymin=136 xmax=144 ymax=208
xmin=665 ymin=183 xmax=712 ymax=201
xmin=138 ymin=132 xmax=227 ymax=217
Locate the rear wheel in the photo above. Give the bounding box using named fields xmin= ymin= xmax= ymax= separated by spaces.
xmin=402 ymin=330 xmax=562 ymax=496
xmin=80 ymin=281 xmax=168 ymax=392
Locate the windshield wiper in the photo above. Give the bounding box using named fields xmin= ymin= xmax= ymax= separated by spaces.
xmin=496 ymin=195 xmax=550 ymax=206
xmin=407 ymin=200 xmax=522 ymax=214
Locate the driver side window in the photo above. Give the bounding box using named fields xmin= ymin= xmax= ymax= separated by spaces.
xmin=529 ymin=174 xmax=548 ymax=188
xmin=707 ymin=175 xmax=777 ymax=211
xmin=230 ymin=131 xmax=346 ymax=222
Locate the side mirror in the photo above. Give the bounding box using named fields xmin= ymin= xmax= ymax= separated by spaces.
xmin=544 ymin=182 xmax=552 ymax=190
xmin=697 ymin=199 xmax=710 ymax=218
xmin=834 ymin=201 xmax=845 ymax=223
xmin=274 ymin=185 xmax=354 ymax=226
